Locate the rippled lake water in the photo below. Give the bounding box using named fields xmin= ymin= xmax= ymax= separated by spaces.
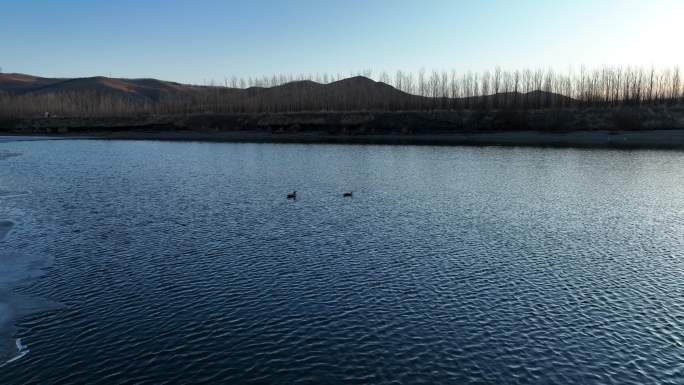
xmin=0 ymin=139 xmax=682 ymax=384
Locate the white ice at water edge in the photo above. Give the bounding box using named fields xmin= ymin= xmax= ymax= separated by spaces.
xmin=0 ymin=339 xmax=29 ymax=368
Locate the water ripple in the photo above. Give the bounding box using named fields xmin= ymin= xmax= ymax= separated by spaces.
xmin=0 ymin=141 xmax=682 ymax=384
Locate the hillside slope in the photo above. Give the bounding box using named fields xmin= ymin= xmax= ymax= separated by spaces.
xmin=0 ymin=72 xmax=577 ymax=115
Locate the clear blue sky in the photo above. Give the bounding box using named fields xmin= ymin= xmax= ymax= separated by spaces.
xmin=1 ymin=0 xmax=682 ymax=83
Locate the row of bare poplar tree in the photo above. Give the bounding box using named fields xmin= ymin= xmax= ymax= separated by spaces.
xmin=1 ymin=66 xmax=682 ymax=117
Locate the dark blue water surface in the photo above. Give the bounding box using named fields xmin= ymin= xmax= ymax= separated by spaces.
xmin=0 ymin=139 xmax=682 ymax=384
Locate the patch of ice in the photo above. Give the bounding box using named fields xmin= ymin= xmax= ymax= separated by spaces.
xmin=0 ymin=339 xmax=29 ymax=368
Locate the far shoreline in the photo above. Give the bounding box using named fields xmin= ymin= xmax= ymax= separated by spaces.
xmin=2 ymin=129 xmax=684 ymax=150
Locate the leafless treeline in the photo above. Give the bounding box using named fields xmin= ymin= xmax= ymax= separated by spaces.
xmin=1 ymin=66 xmax=683 ymax=117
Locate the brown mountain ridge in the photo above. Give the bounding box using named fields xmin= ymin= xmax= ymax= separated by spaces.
xmin=0 ymin=72 xmax=574 ymax=113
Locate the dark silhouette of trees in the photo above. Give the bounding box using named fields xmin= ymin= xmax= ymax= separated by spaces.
xmin=1 ymin=66 xmax=682 ymax=117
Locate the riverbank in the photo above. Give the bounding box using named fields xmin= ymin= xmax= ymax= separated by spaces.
xmin=2 ymin=108 xmax=684 ymax=149
xmin=3 ymin=129 xmax=684 ymax=150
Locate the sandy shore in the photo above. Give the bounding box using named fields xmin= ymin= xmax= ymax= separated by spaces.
xmin=6 ymin=129 xmax=682 ymax=150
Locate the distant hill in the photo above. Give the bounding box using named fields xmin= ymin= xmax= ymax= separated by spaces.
xmin=0 ymin=74 xmax=200 ymax=100
xmin=235 ymin=77 xmax=427 ymax=110
xmin=0 ymin=73 xmax=418 ymax=101
xmin=0 ymin=73 xmax=66 ymax=93
xmin=0 ymin=72 xmax=576 ymax=116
